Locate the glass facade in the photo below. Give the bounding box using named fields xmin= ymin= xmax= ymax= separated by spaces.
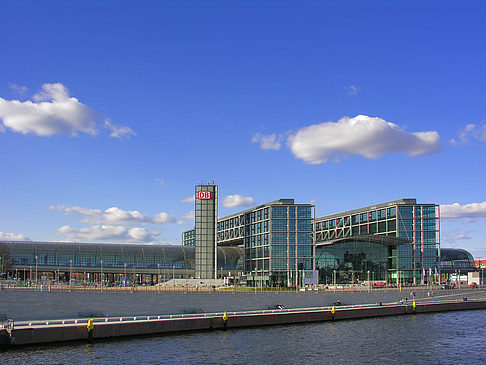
xmin=315 ymin=199 xmax=440 ymax=284
xmin=1 ymin=241 xmax=244 ymax=274
xmin=316 ymin=238 xmax=393 ymax=284
xmin=195 ymin=185 xmax=218 ymax=279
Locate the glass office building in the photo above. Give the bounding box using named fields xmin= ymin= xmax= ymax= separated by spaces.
xmin=315 ymin=199 xmax=440 ymax=284
xmin=184 ymin=199 xmax=314 ymax=287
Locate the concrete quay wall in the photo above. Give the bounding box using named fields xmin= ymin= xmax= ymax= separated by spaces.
xmin=5 ymin=300 xmax=486 ymax=347
xmin=0 ymin=289 xmax=465 ymax=321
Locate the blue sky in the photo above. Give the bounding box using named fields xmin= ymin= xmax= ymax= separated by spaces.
xmin=1 ymin=1 xmax=485 ymax=257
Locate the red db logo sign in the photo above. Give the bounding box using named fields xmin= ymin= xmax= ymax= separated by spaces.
xmin=197 ymin=191 xmax=211 ymax=200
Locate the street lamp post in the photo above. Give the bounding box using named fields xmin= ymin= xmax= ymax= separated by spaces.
xmin=333 ymin=269 xmax=337 ymax=293
xmin=157 ymin=263 xmax=160 ymax=294
xmin=70 ymin=259 xmax=73 ymax=290
xmin=124 ymin=263 xmax=127 ymax=288
xmin=100 ymin=260 xmax=103 ymax=293
xmin=367 ymin=270 xmax=371 ymax=293
xmin=35 ymin=255 xmax=38 ymax=290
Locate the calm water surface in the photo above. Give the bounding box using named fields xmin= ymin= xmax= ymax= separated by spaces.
xmin=2 ymin=310 xmax=486 ymax=364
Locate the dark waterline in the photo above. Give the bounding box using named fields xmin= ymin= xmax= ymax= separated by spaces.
xmin=2 ymin=310 xmax=486 ymax=364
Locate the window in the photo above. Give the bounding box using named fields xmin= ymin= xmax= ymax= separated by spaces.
xmin=272 ymin=245 xmax=287 ymax=257
xmin=289 ymin=220 xmax=296 ymax=232
xmin=272 ymin=233 xmax=287 ymax=244
xmin=352 ymin=215 xmax=359 ymax=225
xmin=297 ymin=219 xmax=312 ymax=231
xmin=369 ymin=211 xmax=377 ymax=222
xmin=422 ymin=206 xmax=437 ymax=218
xmin=398 ymin=206 xmax=413 ymax=218
xmin=423 ymin=219 xmax=437 ymax=231
xmin=360 ymin=213 xmax=368 ymax=223
xmin=377 ymin=209 xmax=386 ymax=220
xmin=271 ymin=219 xmax=287 ymax=232
xmin=297 ymin=232 xmax=313 ymax=244
xmin=272 ymin=206 xmax=288 ymax=218
xmin=297 ymin=206 xmax=312 ymax=218
xmin=387 ymin=207 xmax=397 ymax=218
xmin=289 ymin=206 xmax=296 ymax=218
xmin=297 ymin=245 xmax=312 ymax=257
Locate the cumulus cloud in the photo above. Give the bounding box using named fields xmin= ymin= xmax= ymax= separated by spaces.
xmin=154 ymin=212 xmax=177 ymax=224
xmin=287 ymin=115 xmax=441 ymax=164
xmin=0 ymin=83 xmax=134 ymax=138
xmin=104 ymin=119 xmax=136 ymax=139
xmin=181 ymin=196 xmax=195 ymax=203
xmin=450 ymin=122 xmax=486 ymax=145
xmin=0 ymin=231 xmax=31 ymax=241
xmin=56 ymin=225 xmax=159 ymax=243
xmin=440 ymin=202 xmax=486 ymax=219
xmin=222 ymin=194 xmax=255 ymax=208
xmin=50 ymin=204 xmax=153 ymax=225
xmin=252 ymin=133 xmax=282 ymax=150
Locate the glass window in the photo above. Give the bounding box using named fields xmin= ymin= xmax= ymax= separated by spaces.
xmin=272 ymin=206 xmax=287 ymax=218
xmin=369 ymin=211 xmax=377 ymax=222
xmin=422 ymin=206 xmax=437 ymax=218
xmin=316 ymin=222 xmax=322 ymax=231
xmin=398 ymin=206 xmax=413 ymax=218
xmin=352 ymin=215 xmax=359 ymax=225
xmin=297 ymin=206 xmax=312 ymax=218
xmin=360 ymin=225 xmax=368 ymax=235
xmin=329 ymin=219 xmax=336 ymax=228
xmin=360 ymin=213 xmax=368 ymax=223
xmin=272 ymin=233 xmax=287 ymax=244
xmin=271 ymin=219 xmax=287 ymax=232
xmin=272 ymin=245 xmax=287 ymax=257
xmin=423 ymin=219 xmax=437 ymax=231
xmin=387 ymin=220 xmax=396 ymax=231
xmin=289 ymin=219 xmax=296 ymax=232
xmin=289 ymin=206 xmax=296 ymax=218
xmin=297 ymin=219 xmax=312 ymax=231
xmin=377 ymin=209 xmax=386 ymax=220
xmin=297 ymin=232 xmax=313 ymax=244
xmin=387 ymin=207 xmax=397 ymax=218
xmin=297 ymin=245 xmax=312 ymax=257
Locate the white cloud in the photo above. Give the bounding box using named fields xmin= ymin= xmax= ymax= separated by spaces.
xmin=50 ymin=204 xmax=154 ymax=225
xmin=181 ymin=196 xmax=195 ymax=203
xmin=0 ymin=83 xmax=134 ymax=138
xmin=8 ymin=83 xmax=28 ymax=95
xmin=287 ymin=115 xmax=441 ymax=164
xmin=154 ymin=212 xmax=177 ymax=224
xmin=450 ymin=122 xmax=486 ymax=145
xmin=222 ymin=194 xmax=255 ymax=208
xmin=0 ymin=231 xmax=31 ymax=241
xmin=156 ymin=178 xmax=165 ymax=187
xmin=56 ymin=225 xmax=159 ymax=243
xmin=176 ymin=220 xmax=187 ymax=225
xmin=182 ymin=211 xmax=195 ymax=220
xmin=104 ymin=119 xmax=136 ymax=139
xmin=103 ymin=207 xmax=153 ymax=225
xmin=440 ymin=202 xmax=486 ymax=219
xmin=345 ymin=85 xmax=360 ymax=96
xmin=252 ymin=133 xmax=282 ymax=150
xmin=0 ymin=83 xmax=98 ymax=136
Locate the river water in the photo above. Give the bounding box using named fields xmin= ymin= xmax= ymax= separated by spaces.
xmin=2 ymin=310 xmax=486 ymax=364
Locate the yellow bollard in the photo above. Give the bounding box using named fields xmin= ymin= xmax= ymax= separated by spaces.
xmin=223 ymin=311 xmax=228 ymax=329
xmin=87 ymin=318 xmax=94 ymax=342
xmin=412 ymin=300 xmax=416 ymax=314
xmin=331 ymin=306 xmax=335 ymax=314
